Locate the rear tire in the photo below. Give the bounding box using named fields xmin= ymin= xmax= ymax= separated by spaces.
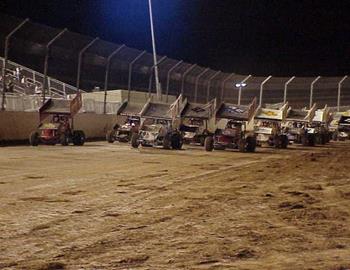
xmin=131 ymin=133 xmax=140 ymax=148
xmin=204 ymin=136 xmax=214 ymax=151
xmin=106 ymin=130 xmax=115 ymax=143
xmin=29 ymin=131 xmax=39 ymax=146
xmin=73 ymin=130 xmax=85 ymax=146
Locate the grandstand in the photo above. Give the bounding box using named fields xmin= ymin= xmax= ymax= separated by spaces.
xmin=0 ymin=12 xmax=349 ymax=110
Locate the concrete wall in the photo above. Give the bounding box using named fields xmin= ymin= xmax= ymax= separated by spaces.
xmin=82 ymin=89 xmax=177 ymax=104
xmin=0 ymin=111 xmax=119 ymax=142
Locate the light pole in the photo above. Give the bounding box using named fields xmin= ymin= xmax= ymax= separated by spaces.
xmin=148 ymin=0 xmax=161 ymax=100
xmin=235 ymin=75 xmax=251 ymax=105
xmin=148 ymin=55 xmax=167 ymax=97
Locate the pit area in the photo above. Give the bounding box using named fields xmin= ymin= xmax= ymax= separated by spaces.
xmin=0 ymin=142 xmax=350 ymax=269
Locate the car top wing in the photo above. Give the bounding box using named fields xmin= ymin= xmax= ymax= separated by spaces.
xmin=140 ymin=100 xmax=173 ymax=120
xmin=286 ymin=103 xmax=317 ymax=123
xmin=179 ymin=98 xmax=216 ymax=120
xmin=117 ymin=100 xmax=144 ymax=117
xmin=39 ymin=92 xmax=83 ymax=122
xmin=255 ymin=102 xmax=289 ymax=121
xmin=216 ymin=97 xmax=257 ymax=121
xmin=312 ymin=105 xmax=331 ymax=123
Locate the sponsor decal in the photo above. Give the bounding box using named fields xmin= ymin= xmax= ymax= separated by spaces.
xmin=262 ymin=110 xmax=278 ymax=117
xmin=225 ymin=106 xmax=245 ymax=114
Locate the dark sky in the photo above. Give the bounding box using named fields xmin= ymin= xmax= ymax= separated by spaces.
xmin=0 ymin=0 xmax=349 ymax=76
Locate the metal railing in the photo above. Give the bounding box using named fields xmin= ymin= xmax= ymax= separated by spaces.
xmin=0 ymin=56 xmax=81 ymax=98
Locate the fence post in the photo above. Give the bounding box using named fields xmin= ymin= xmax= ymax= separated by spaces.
xmin=166 ymin=60 xmax=183 ymax=103
xmin=1 ymin=18 xmax=29 ymax=111
xmin=220 ymin=73 xmax=235 ymax=103
xmin=43 ymin=28 xmax=67 ymax=103
xmin=48 ymin=77 xmax=51 ymax=96
xmin=181 ymin=64 xmax=197 ymax=96
xmin=206 ymin=71 xmax=221 ymax=102
xmin=103 ymin=44 xmax=126 ymax=114
xmin=237 ymin=75 xmax=251 ymax=105
xmin=309 ymin=76 xmax=321 ymax=108
xmin=148 ymin=56 xmax=167 ymax=98
xmin=127 ymin=50 xmax=146 ymax=102
xmin=337 ymin=75 xmax=348 ymax=111
xmin=283 ymin=76 xmax=295 ymax=104
xmin=76 ymin=37 xmax=99 ymax=93
xmin=259 ymin=75 xmax=272 ymax=107
xmin=194 ymin=68 xmax=210 ymax=103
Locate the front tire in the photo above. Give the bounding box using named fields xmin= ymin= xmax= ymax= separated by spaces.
xmin=131 ymin=133 xmax=140 ymax=148
xmin=246 ymin=136 xmax=256 ymax=152
xmin=106 ymin=130 xmax=115 ymax=143
xmin=171 ymin=133 xmax=183 ymax=150
xmin=204 ymin=136 xmax=214 ymax=151
xmin=238 ymin=138 xmax=246 ymax=152
xmin=280 ymin=135 xmax=288 ymax=149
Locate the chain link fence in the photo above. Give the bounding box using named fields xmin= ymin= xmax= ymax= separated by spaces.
xmin=0 ymin=12 xmax=349 ymax=110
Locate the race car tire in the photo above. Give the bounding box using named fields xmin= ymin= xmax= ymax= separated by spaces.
xmin=204 ymin=136 xmax=214 ymax=152
xmin=29 ymin=131 xmax=39 ymax=146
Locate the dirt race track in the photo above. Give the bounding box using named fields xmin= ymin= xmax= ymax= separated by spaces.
xmin=0 ymin=141 xmax=350 ymax=270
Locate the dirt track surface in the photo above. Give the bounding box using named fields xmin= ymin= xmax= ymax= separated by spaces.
xmin=0 ymin=142 xmax=350 ymax=270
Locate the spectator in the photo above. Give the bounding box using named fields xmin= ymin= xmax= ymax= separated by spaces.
xmin=15 ymin=67 xmax=20 ymax=80
xmin=35 ymin=85 xmax=42 ymax=95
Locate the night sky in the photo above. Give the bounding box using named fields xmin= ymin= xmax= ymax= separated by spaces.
xmin=0 ymin=0 xmax=349 ymax=76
